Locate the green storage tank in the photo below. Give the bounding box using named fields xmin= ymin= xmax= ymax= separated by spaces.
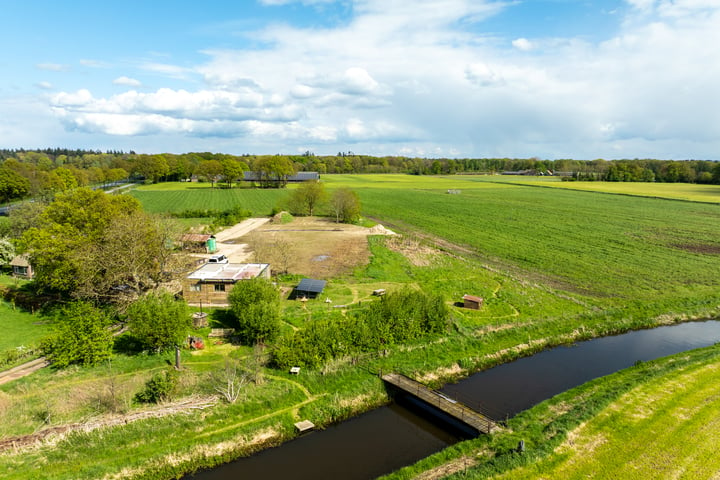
xmin=206 ymin=236 xmax=217 ymax=253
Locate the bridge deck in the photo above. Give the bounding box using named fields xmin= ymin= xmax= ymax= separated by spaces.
xmin=382 ymin=373 xmax=498 ymax=435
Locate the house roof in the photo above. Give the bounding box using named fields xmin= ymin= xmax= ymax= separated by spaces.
xmin=181 ymin=234 xmax=214 ymax=242
xmin=10 ymin=254 xmax=30 ymax=267
xmin=243 ymin=171 xmax=320 ymax=182
xmin=296 ymin=278 xmax=327 ymax=294
xmin=187 ymin=263 xmax=269 ymax=282
xmin=462 ymin=294 xmax=483 ymax=303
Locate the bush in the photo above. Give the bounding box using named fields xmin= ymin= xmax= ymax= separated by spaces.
xmin=41 ymin=302 xmax=114 ymax=368
xmin=135 ymin=369 xmax=179 ymax=404
xmin=126 ymin=291 xmax=191 ymax=352
xmin=228 ymin=278 xmax=281 ymax=344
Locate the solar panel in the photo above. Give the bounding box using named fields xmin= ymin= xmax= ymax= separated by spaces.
xmin=296 ymin=278 xmax=327 ymax=294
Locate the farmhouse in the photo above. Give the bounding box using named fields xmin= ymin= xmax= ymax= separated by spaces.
xmin=9 ymin=254 xmax=34 ymax=279
xmin=183 ymin=263 xmax=270 ymax=305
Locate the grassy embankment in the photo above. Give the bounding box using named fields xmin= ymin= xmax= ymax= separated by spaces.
xmin=381 ymin=343 xmax=720 ymax=480
xmin=1 ymin=175 xmax=719 ymax=479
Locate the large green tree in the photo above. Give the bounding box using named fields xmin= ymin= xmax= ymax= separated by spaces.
xmin=196 ymin=159 xmax=223 ymax=187
xmin=288 ymin=180 xmax=326 ymax=216
xmin=221 ymin=158 xmax=248 ymax=188
xmin=126 ymin=291 xmax=191 ymax=352
xmin=0 ymin=167 xmax=31 ymax=203
xmin=228 ymin=278 xmax=281 ymax=344
xmin=21 ymin=188 xmax=180 ymax=304
xmin=41 ymin=301 xmax=114 ymax=368
xmin=330 ymin=188 xmax=361 ymax=223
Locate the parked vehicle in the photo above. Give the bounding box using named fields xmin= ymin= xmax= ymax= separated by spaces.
xmin=208 ymin=254 xmax=228 ymax=264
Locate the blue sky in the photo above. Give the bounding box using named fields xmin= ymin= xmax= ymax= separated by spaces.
xmin=1 ymin=0 xmax=719 ymax=159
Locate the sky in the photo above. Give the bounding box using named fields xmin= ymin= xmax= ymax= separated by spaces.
xmin=1 ymin=0 xmax=719 ymax=159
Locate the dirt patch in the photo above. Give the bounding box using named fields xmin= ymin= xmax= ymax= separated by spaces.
xmin=673 ymin=243 xmax=720 ymax=254
xmin=385 ymin=235 xmax=444 ymax=267
xmin=416 ymin=363 xmax=464 ymax=384
xmin=413 ymin=452 xmax=489 ymax=480
xmin=240 ymin=217 xmax=375 ymax=279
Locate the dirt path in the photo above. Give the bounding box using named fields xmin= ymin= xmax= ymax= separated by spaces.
xmin=0 ymin=396 xmax=217 ymax=452
xmin=214 ymin=218 xmax=270 ymax=242
xmin=0 ymin=358 xmax=49 ymax=386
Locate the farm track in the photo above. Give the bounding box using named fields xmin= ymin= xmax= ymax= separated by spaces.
xmin=0 ymin=358 xmax=49 ymax=386
xmin=0 ymin=396 xmax=217 ymax=452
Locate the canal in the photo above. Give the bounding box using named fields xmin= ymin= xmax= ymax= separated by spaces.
xmin=189 ymin=320 xmax=720 ymax=480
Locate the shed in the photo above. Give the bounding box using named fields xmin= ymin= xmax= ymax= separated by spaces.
xmin=9 ymin=254 xmax=34 ymax=279
xmin=295 ymin=278 xmax=327 ymax=299
xmin=181 ymin=234 xmax=217 ymax=253
xmin=462 ymin=294 xmax=483 ymax=310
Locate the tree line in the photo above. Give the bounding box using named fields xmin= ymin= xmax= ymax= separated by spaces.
xmin=3 ymin=150 xmax=720 ymax=203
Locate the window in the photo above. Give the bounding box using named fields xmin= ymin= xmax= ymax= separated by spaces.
xmin=190 ymin=283 xmax=202 ymax=292
xmin=214 ymin=284 xmax=225 ymax=292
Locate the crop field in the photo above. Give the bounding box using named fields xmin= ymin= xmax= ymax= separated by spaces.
xmin=319 ymin=175 xmax=720 ymax=307
xmin=16 ymin=175 xmax=711 ymax=480
xmin=132 ymin=175 xmax=720 ymax=312
xmin=129 ymin=182 xmax=290 ymax=216
xmin=515 ymin=178 xmax=720 ymax=204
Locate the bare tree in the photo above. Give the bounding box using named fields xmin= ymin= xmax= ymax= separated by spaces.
xmin=213 ymin=359 xmax=248 ymax=404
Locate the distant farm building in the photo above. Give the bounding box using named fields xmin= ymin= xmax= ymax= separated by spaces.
xmin=294 ymin=278 xmax=327 ymax=299
xmin=243 ymin=171 xmax=320 ymax=184
xmin=462 ymin=294 xmax=483 ymax=310
xmin=9 ymin=254 xmax=34 ymax=279
xmin=180 ymin=234 xmax=217 ymax=253
xmin=183 ymin=263 xmax=270 ymax=305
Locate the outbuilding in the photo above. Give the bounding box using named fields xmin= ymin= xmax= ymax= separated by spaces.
xmin=10 ymin=254 xmax=34 ymax=279
xmin=462 ymin=294 xmax=483 ymax=310
xmin=183 ymin=263 xmax=271 ymax=305
xmin=294 ymin=278 xmax=327 ymax=299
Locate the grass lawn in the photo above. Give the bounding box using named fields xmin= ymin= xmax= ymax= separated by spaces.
xmin=488 ymin=351 xmax=720 ymax=480
xmin=0 ymin=301 xmax=49 ymax=353
xmin=2 ymin=176 xmax=720 ymax=479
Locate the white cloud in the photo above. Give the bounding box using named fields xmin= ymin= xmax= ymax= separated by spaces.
xmin=36 ymin=63 xmax=69 ymax=72
xmin=80 ymin=59 xmax=109 ymax=68
xmin=44 ymin=0 xmax=720 ymax=158
xmin=512 ymin=38 xmax=534 ymax=51
xmin=35 ymin=81 xmax=54 ymax=90
xmin=113 ymin=76 xmax=142 ymax=87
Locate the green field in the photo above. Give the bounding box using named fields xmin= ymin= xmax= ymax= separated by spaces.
xmin=493 ymin=356 xmax=720 ymax=479
xmin=0 ymin=300 xmax=49 ymax=352
xmin=2 ymin=175 xmax=720 ymax=479
xmin=129 ymin=182 xmax=291 ymax=216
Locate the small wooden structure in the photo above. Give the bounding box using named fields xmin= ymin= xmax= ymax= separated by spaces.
xmin=294 ymin=278 xmax=327 ymax=299
xmin=192 ymin=312 xmax=209 ymax=328
xmin=209 ymin=328 xmax=235 ymax=338
xmin=181 ymin=234 xmax=216 ymax=253
xmin=289 ymin=366 xmax=301 ymax=375
xmin=462 ymin=294 xmax=483 ymax=310
xmin=372 ymin=289 xmax=386 ymax=296
xmin=294 ymin=420 xmax=315 ymax=433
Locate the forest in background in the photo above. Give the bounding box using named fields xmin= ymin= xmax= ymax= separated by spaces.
xmin=1 ymin=148 xmax=720 ymax=204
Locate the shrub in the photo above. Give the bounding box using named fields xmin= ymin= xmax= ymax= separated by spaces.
xmin=135 ymin=369 xmax=179 ymax=404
